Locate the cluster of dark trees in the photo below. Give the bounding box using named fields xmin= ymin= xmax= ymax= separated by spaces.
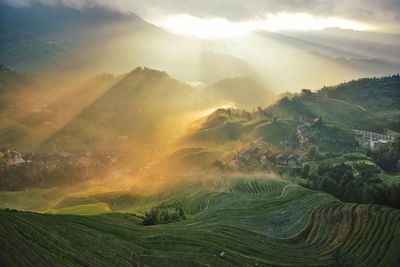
xmin=370 ymin=136 xmax=400 ymax=172
xmin=142 ymin=206 xmax=186 ymax=226
xmin=325 ymin=74 xmax=400 ymax=113
xmin=300 ymin=162 xmax=400 ymax=209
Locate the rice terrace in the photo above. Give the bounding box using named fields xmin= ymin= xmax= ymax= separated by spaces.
xmin=1 ymin=177 xmax=400 ymax=266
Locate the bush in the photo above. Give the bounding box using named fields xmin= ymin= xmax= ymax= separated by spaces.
xmin=143 ymin=206 xmax=186 ymax=226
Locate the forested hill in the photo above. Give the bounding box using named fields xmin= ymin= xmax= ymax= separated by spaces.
xmin=322 ymin=74 xmax=400 ymax=113
xmin=179 ymin=75 xmax=400 ymax=149
xmin=267 ymin=75 xmax=400 ymax=132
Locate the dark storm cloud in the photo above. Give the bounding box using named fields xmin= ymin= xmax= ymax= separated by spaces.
xmin=2 ymin=0 xmax=400 ymax=26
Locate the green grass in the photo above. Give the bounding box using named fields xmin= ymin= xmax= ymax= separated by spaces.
xmin=253 ymin=119 xmax=298 ymax=143
xmin=0 ymin=187 xmax=65 ymax=211
xmin=54 ymin=191 xmax=141 ymax=211
xmin=1 ymin=177 xmax=399 ymax=266
xmin=380 ymin=173 xmax=400 ymax=186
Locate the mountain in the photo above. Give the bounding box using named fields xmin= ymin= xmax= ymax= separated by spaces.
xmin=0 ymin=65 xmax=120 ymax=151
xmin=0 ymin=2 xmax=161 ymax=74
xmin=178 ymin=75 xmax=399 ymax=150
xmin=2 ymin=3 xmax=400 ymax=92
xmin=279 ymin=29 xmax=400 ymax=65
xmin=0 ymin=63 xmax=279 ymax=154
xmin=0 ymin=3 xmax=151 ymax=39
xmin=0 ymin=3 xmax=258 ymax=83
xmin=40 ymin=67 xmax=201 ymax=153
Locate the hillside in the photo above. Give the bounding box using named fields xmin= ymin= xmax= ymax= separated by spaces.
xmin=1 ymin=177 xmax=400 ymax=266
xmin=179 ymin=107 xmax=356 ymax=153
xmin=321 ymin=75 xmax=400 ymax=130
xmin=0 ymin=67 xmax=121 ymax=151
xmin=0 ymin=67 xmax=185 ymax=152
xmin=182 ymin=75 xmax=399 ymax=149
xmin=39 ymin=67 xmax=202 ymax=153
xmin=0 ymin=3 xmax=159 ymax=74
xmin=268 ymin=75 xmax=400 ymax=132
xmin=0 ymin=64 xmax=278 ymax=155
xmin=322 ymin=75 xmax=400 ymax=112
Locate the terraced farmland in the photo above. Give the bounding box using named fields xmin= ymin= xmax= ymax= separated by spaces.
xmin=54 ymin=191 xmax=141 ymax=211
xmin=1 ymin=177 xmax=400 ymax=266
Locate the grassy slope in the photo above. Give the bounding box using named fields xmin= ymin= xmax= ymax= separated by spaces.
xmin=1 ymin=178 xmax=400 ymax=266
xmin=48 ymin=202 xmax=111 ymax=215
xmin=267 ymin=75 xmax=400 ymax=132
xmin=301 ymin=98 xmax=388 ymax=131
xmin=0 ymin=187 xmax=65 ymax=212
xmin=323 ymin=76 xmax=400 ymax=115
xmin=180 ymin=112 xmax=292 ymax=145
xmin=162 ymin=147 xmax=223 ymax=173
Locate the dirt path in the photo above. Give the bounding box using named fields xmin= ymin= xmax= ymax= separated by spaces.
xmin=330 ymin=98 xmax=367 ymax=112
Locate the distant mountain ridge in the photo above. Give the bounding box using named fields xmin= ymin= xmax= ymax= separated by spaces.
xmin=0 ymin=3 xmax=259 ymax=83
xmin=2 ymin=2 xmax=400 ymax=91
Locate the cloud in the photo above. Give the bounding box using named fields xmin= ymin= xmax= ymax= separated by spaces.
xmin=2 ymin=0 xmax=400 ymax=29
xmin=156 ymin=14 xmax=372 ymax=39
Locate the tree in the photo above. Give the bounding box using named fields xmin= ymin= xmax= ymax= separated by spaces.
xmin=143 ymin=211 xmax=158 ymax=226
xmin=306 ymin=145 xmax=320 ymax=160
xmin=320 ymin=176 xmax=340 ymax=196
xmin=362 ymin=185 xmax=376 ymax=203
xmin=0 ymin=152 xmax=11 ymax=170
xmin=301 ymin=164 xmax=311 ymax=178
xmin=344 ymin=181 xmax=359 ymax=202
xmin=160 ymin=210 xmax=170 ymax=223
xmin=371 ymin=136 xmax=400 ymax=171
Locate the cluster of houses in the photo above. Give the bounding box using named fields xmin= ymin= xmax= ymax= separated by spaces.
xmin=352 ymin=130 xmax=394 ymax=150
xmin=0 ymin=145 xmax=123 ymax=170
xmin=228 ymin=144 xmax=304 ymax=170
xmin=301 ymin=89 xmax=328 ymax=101
xmin=0 ymin=147 xmax=26 ymax=165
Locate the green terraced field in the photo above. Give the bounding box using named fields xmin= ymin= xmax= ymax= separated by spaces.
xmin=1 ymin=177 xmax=400 ymax=266
xmin=54 ymin=191 xmax=141 ymax=211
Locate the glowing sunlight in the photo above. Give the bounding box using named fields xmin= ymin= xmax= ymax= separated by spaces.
xmin=155 ymin=12 xmax=372 ymax=38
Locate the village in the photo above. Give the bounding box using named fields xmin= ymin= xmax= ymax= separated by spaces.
xmin=227 ymin=139 xmax=304 ymax=172
xmin=222 ymin=113 xmax=396 ymax=173
xmin=352 ymin=129 xmax=394 ymax=150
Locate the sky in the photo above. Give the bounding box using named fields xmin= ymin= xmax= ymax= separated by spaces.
xmin=3 ymin=0 xmax=400 ymax=36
